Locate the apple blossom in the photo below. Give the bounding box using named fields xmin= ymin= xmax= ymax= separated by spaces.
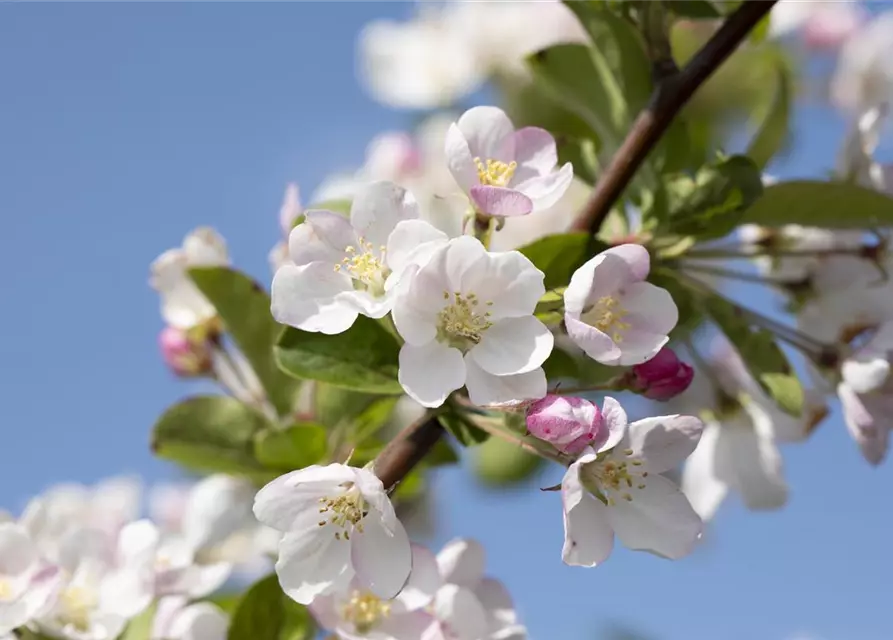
xmin=150 ymin=228 xmax=229 ymax=331
xmin=271 ymin=181 xmax=449 ymax=334
xmin=525 ymin=395 xmax=602 ymax=455
xmin=564 ymin=244 xmax=678 ymax=366
xmin=560 ymin=397 xmax=704 ymax=566
xmin=445 ymin=106 xmax=573 ymax=218
xmin=0 ymin=524 xmax=62 ymax=634
xmin=151 ymin=596 xmax=228 ymax=640
xmin=831 ymin=11 xmax=893 ymax=113
xmin=769 ymin=0 xmax=864 ymax=50
xmin=630 ymin=347 xmax=694 ymax=401
xmin=837 ymin=381 xmax=893 ymax=466
xmin=392 ymin=235 xmax=553 ymax=408
xmin=158 ymin=326 xmax=212 ymax=378
xmin=269 ymin=183 xmax=303 ymax=273
xmin=253 ymin=463 xmax=411 ymax=605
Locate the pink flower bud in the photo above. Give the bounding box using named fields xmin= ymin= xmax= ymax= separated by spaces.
xmin=159 ymin=326 xmax=212 ymax=378
xmin=525 ymin=395 xmax=602 ymax=454
xmin=631 ymin=347 xmax=694 ymax=401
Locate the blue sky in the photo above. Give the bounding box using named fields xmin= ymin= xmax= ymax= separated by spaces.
xmin=1 ymin=4 xmax=891 ymax=640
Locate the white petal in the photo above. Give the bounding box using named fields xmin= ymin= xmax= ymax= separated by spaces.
xmin=607 ymin=474 xmax=702 ymax=560
xmin=842 ymin=355 xmax=890 ymax=395
xmin=561 ymin=454 xmax=614 ymax=567
xmin=336 ymin=288 xmax=395 ymax=320
xmin=271 ymin=263 xmax=357 ymax=334
xmin=464 ymin=359 xmax=546 ymax=407
xmin=474 ymin=578 xmax=517 ymax=628
xmin=457 ymin=106 xmax=516 ymax=162
xmin=716 ymin=421 xmax=788 ymax=511
xmin=352 ymin=468 xmax=397 ymax=534
xmin=564 ymin=253 xmax=635 ymax=315
xmin=396 ymin=544 xmax=442 ymax=612
xmin=276 ymin=530 xmax=351 ymax=605
xmin=680 ymin=422 xmax=728 ymax=521
xmin=253 ymin=464 xmax=355 ymax=531
xmin=622 ymin=415 xmax=704 ymax=474
xmin=601 ymin=243 xmax=650 ymax=280
xmin=290 ymin=210 xmax=356 ymax=266
xmin=183 ymin=228 xmax=229 ymax=267
xmin=461 ymin=249 xmax=545 ymax=320
xmin=435 ymin=538 xmax=485 ymax=588
xmin=513 ymin=162 xmax=574 ymax=212
xmin=597 ymin=396 xmax=628 ymax=453
xmin=0 ymin=524 xmax=38 ymax=577
xmin=181 ymin=475 xmax=254 ymax=551
xmin=350 ymin=181 xmax=420 ymax=248
xmin=351 ymin=514 xmax=412 ymax=600
xmin=445 ymin=123 xmax=480 ymax=193
xmin=399 ymin=342 xmax=466 ymax=408
xmin=386 ymin=220 xmax=449 ymax=275
xmin=620 ymin=281 xmax=678 ymax=337
xmin=167 ymin=603 xmax=229 ymax=640
xmin=564 ymin=314 xmax=621 ymax=365
xmin=432 ymin=584 xmax=489 ymax=640
xmin=470 ymin=316 xmax=554 ymax=376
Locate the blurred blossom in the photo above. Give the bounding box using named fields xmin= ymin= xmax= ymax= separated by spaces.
xmin=770 ymin=0 xmax=864 ymax=50
xmin=0 ymin=524 xmax=62 ymax=634
xmin=151 ymin=597 xmax=228 ymax=640
xmin=158 ymin=326 xmax=213 ymax=378
xmin=831 ymin=11 xmax=893 ymax=113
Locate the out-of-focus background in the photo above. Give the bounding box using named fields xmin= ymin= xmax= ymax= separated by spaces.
xmin=1 ymin=4 xmax=891 ymax=640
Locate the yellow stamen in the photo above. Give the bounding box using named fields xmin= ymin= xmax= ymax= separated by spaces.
xmin=474 ymin=157 xmax=517 ymax=187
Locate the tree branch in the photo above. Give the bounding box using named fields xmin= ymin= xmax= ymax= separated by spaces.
xmin=372 ymin=413 xmax=444 ymax=491
xmin=572 ymin=0 xmax=778 ymax=234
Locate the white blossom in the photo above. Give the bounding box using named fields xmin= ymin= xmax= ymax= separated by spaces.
xmin=151 ymin=596 xmax=228 ymax=640
xmin=393 ymin=235 xmax=553 ymax=408
xmin=561 ymin=398 xmax=704 ymax=566
xmin=253 ymin=464 xmax=412 ymax=605
xmin=271 ymin=181 xmax=448 ymax=335
xmin=0 ymin=524 xmax=62 ymax=634
xmin=831 ymin=11 xmax=893 ymax=113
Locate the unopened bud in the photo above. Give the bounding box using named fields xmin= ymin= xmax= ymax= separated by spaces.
xmin=159 ymin=326 xmax=212 ymax=378
xmin=631 ymin=347 xmax=694 ymax=401
xmin=525 ymin=395 xmax=601 ymax=455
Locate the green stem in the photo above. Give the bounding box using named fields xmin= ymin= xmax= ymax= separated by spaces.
xmin=462 ymin=411 xmax=571 ymax=466
xmin=681 ymin=262 xmax=793 ymax=286
xmin=685 ymin=245 xmax=871 ymax=260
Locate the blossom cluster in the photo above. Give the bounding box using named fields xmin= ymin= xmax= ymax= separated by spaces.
xmin=0 ymin=475 xmax=271 ymax=640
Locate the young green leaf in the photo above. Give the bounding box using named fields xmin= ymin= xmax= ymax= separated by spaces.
xmin=746 ymin=56 xmax=792 ymax=169
xmin=118 ymin=604 xmax=157 ymax=640
xmin=189 ymin=266 xmax=301 ymax=417
xmin=741 ymin=180 xmax=893 ymax=228
xmin=253 ymin=423 xmax=328 ymax=471
xmin=227 ymin=574 xmax=315 ymax=640
xmin=275 ymin=316 xmax=403 ymax=394
xmin=151 ymin=395 xmax=271 ymax=480
xmin=437 ymin=410 xmax=490 ymax=446
xmin=518 ymin=233 xmax=608 ymax=290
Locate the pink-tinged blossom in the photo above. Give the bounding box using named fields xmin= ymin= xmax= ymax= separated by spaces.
xmin=158 ymin=326 xmax=213 ymax=378
xmin=837 ymin=381 xmax=892 ymax=466
xmin=445 ymin=106 xmax=573 ymax=218
xmin=564 ymin=244 xmax=678 ymax=366
xmin=525 ymin=395 xmax=602 ymax=454
xmin=392 ymin=236 xmax=553 ymax=408
xmin=560 ymin=397 xmax=704 ymax=566
xmin=631 ymin=347 xmax=694 ymax=401
xmin=0 ymin=524 xmax=62 ymax=634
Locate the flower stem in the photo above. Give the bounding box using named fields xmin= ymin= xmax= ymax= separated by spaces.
xmin=470 ymin=414 xmax=571 ymax=466
xmin=681 ymin=262 xmax=795 ymax=286
xmin=572 ymin=0 xmax=778 ymax=234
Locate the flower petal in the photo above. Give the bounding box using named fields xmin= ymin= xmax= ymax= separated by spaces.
xmin=445 ymin=123 xmax=481 ymax=193
xmin=456 ymin=106 xmax=516 ymax=162
xmin=838 ymin=381 xmax=892 ymax=465
xmin=271 ymin=263 xmax=357 ymax=334
xmin=620 ymin=281 xmax=678 ymax=337
xmin=461 ymin=249 xmax=545 ymax=320
xmin=561 ymin=455 xmax=614 ymax=567
xmin=564 ymin=252 xmax=635 ymax=315
xmin=386 ymin=220 xmax=449 ymax=275
xmin=432 ymin=584 xmax=490 ymax=640
xmin=680 ymin=422 xmax=728 ymax=521
xmin=607 ymin=473 xmax=702 ymax=560
xmin=290 ymin=211 xmax=356 ymax=266
xmin=166 ymin=602 xmax=229 ymax=640
xmin=351 ymin=513 xmax=412 ymax=600
xmin=716 ymin=420 xmax=788 ymax=511
xmin=399 ymin=342 xmax=466 ymax=408
xmin=623 ymin=415 xmax=704 ymax=474
xmin=512 ymin=127 xmax=558 ymax=180
xmin=597 ymin=396 xmax=627 ymax=453
xmin=471 ymin=316 xmax=554 ymax=376
xmin=512 ymin=162 xmax=574 ymax=212
xmin=350 ymin=181 xmax=420 ymax=248
xmin=474 ymin=578 xmax=518 ymax=629
xmin=464 ymin=359 xmax=546 ymax=407
xmin=601 ymin=244 xmax=650 ymax=280
xmin=396 ymin=544 xmax=442 ymax=612
xmin=276 ymin=530 xmax=351 ymax=605
xmin=0 ymin=524 xmax=37 ymax=576
xmin=564 ymin=315 xmax=621 ymax=365
xmin=182 ymin=228 xmax=229 ymax=267
xmin=469 ymin=186 xmax=534 ymax=217
xmin=253 ymin=464 xmax=356 ymax=531
xmin=435 ymin=538 xmax=485 ymax=588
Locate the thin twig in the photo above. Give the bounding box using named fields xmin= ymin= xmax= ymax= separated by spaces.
xmin=572 ymin=0 xmax=778 ymax=234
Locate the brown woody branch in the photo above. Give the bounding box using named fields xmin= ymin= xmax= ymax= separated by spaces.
xmin=572 ymin=0 xmax=779 ymax=234
xmin=373 ymin=413 xmax=444 ymax=491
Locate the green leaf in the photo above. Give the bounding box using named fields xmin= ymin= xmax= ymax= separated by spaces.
xmin=427 ymin=438 xmax=461 ymax=466
xmin=314 ymin=386 xmax=380 ymax=428
xmin=189 ymin=267 xmax=300 ymax=417
xmin=276 ymin=316 xmax=402 ymax=394
xmin=741 ymin=180 xmax=893 ymax=228
xmin=473 ymin=435 xmax=545 ymax=487
xmin=518 ymin=233 xmax=608 ymax=290
xmin=119 ymin=605 xmax=157 ymax=640
xmin=663 ymin=155 xmax=764 ymax=240
xmin=699 ymin=291 xmax=804 ymax=416
xmin=152 ymin=396 xmax=271 ymax=478
xmin=668 ymin=0 xmax=722 ymax=18
xmin=351 ymin=395 xmax=400 ymax=445
xmin=208 ymin=593 xmax=243 ymax=614
xmin=438 ymin=410 xmax=490 ymax=446
xmin=543 ymin=348 xmax=581 ymax=381
xmin=228 ymin=574 xmax=315 ymax=640
xmin=254 ymin=423 xmax=328 ymax=471
xmin=747 ymin=58 xmax=792 ymax=169
xmin=556 ymin=136 xmax=600 ymax=186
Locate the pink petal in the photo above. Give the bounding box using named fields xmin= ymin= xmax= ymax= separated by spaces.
xmin=469 ymin=186 xmax=533 ymax=217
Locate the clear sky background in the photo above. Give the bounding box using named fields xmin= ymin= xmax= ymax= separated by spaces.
xmin=1 ymin=4 xmax=891 ymax=640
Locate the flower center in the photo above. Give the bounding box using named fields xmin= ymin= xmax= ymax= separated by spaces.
xmin=59 ymin=585 xmax=98 ymax=632
xmin=317 ymin=484 xmax=369 ymax=541
xmin=474 ymin=157 xmax=517 ymax=188
xmin=341 ymin=590 xmax=391 ymax=634
xmin=583 ymin=295 xmax=631 ymax=343
xmin=582 ymin=449 xmax=647 ymax=506
xmin=437 ymin=291 xmax=493 ymax=349
xmin=334 ymin=237 xmax=388 ymax=294
xmin=0 ymin=578 xmax=13 ymax=601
